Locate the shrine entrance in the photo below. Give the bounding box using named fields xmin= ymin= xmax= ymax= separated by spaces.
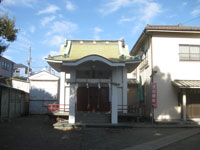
xmin=77 ymin=87 xmax=110 ymax=112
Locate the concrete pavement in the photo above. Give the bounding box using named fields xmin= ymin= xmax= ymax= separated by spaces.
xmin=122 ymin=129 xmax=200 ymax=150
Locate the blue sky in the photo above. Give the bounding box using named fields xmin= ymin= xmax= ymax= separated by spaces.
xmin=1 ymin=0 xmax=200 ymax=73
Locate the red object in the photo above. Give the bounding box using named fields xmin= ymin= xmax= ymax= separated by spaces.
xmin=46 ymin=104 xmax=69 ymax=112
xmin=152 ymin=83 xmax=157 ymax=107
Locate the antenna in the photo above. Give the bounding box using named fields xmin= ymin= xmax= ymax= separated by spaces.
xmin=27 ymin=46 xmax=31 ymax=79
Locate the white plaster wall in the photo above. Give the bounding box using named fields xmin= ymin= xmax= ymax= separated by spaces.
xmin=12 ymin=79 xmax=30 ymax=93
xmin=69 ymin=70 xmax=76 ymax=124
xmin=111 ymin=67 xmax=120 ymax=123
xmin=152 ymin=34 xmax=200 ymax=120
xmin=127 ymin=73 xmax=135 ymax=79
xmin=112 ymin=67 xmax=123 ymax=108
xmin=30 ymin=81 xmax=58 ymax=100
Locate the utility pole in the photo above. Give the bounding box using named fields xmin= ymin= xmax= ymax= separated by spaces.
xmin=27 ymin=46 xmax=31 ymax=80
xmin=48 ymin=66 xmax=51 ymax=74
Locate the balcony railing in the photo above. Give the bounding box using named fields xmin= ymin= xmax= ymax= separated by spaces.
xmin=46 ymin=104 xmax=69 ymax=113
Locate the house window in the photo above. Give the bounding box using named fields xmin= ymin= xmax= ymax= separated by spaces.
xmin=15 ymin=69 xmax=20 ymax=75
xmin=1 ymin=61 xmax=5 ymax=68
xmin=6 ymin=63 xmax=10 ymax=70
xmin=139 ymin=51 xmax=149 ymax=71
xmin=179 ymin=45 xmax=200 ymax=61
xmin=1 ymin=61 xmax=10 ymax=70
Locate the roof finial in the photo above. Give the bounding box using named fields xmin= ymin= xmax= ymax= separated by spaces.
xmin=122 ymin=39 xmax=125 ymax=48
xmin=178 ymin=23 xmax=182 ymax=27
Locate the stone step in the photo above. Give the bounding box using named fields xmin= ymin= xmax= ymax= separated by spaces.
xmin=75 ymin=111 xmax=110 ymax=123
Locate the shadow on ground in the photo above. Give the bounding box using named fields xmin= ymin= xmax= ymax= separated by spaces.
xmin=0 ymin=115 xmax=193 ymax=150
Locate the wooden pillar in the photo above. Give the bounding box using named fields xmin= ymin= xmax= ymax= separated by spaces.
xmin=182 ymin=90 xmax=187 ymax=122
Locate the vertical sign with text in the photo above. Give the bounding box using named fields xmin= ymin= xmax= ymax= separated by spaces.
xmin=152 ymin=82 xmax=157 ymax=107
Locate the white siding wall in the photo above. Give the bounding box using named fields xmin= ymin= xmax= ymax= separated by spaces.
xmin=152 ymin=34 xmax=200 ymax=121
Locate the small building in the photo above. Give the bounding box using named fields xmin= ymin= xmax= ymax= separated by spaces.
xmin=29 ymin=70 xmax=59 ymax=114
xmin=0 ymin=56 xmax=14 ymax=78
xmin=131 ymin=24 xmax=200 ymax=123
xmin=45 ymin=39 xmax=140 ymax=124
xmin=13 ymin=64 xmax=31 ymax=79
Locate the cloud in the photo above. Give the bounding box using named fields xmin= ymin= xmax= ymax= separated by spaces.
xmin=99 ymin=0 xmax=132 ymax=14
xmin=5 ymin=49 xmax=16 ymax=53
xmin=93 ymin=27 xmax=103 ymax=40
xmin=30 ymin=25 xmax=35 ymax=33
xmin=131 ymin=0 xmax=162 ymax=34
xmin=41 ymin=16 xmax=56 ymax=26
xmin=49 ymin=50 xmax=58 ymax=56
xmin=140 ymin=2 xmax=162 ymax=23
xmin=58 ymin=14 xmax=63 ymax=18
xmin=118 ymin=16 xmax=135 ymax=24
xmin=10 ymin=33 xmax=33 ymax=52
xmin=191 ymin=7 xmax=200 ymax=17
xmin=94 ymin=27 xmax=103 ymax=33
xmin=37 ymin=5 xmax=60 ymax=15
xmin=42 ymin=50 xmax=60 ymax=60
xmin=0 ymin=0 xmax=37 ymax=13
xmin=47 ymin=21 xmax=78 ymax=36
xmin=182 ymin=2 xmax=187 ymax=7
xmin=1 ymin=0 xmax=37 ymax=8
xmin=100 ymin=0 xmax=162 ymax=25
xmin=0 ymin=5 xmax=12 ymax=14
xmin=48 ymin=35 xmax=65 ymax=47
xmin=132 ymin=24 xmax=144 ymax=34
xmin=66 ymin=0 xmax=76 ymax=11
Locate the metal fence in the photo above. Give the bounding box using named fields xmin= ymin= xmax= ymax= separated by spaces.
xmin=0 ymin=84 xmax=29 ymax=120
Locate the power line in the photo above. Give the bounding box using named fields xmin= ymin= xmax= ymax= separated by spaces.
xmin=31 ymin=66 xmax=45 ymax=68
xmin=182 ymin=15 xmax=200 ymax=25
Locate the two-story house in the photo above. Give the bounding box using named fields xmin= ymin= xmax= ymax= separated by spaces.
xmin=13 ymin=64 xmax=31 ymax=78
xmin=0 ymin=56 xmax=14 ymax=78
xmin=131 ymin=24 xmax=200 ymax=123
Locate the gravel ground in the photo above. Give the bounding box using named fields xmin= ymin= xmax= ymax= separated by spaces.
xmin=0 ymin=115 xmax=189 ymax=150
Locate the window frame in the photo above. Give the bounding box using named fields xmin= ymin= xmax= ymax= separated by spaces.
xmin=179 ymin=44 xmax=200 ymax=61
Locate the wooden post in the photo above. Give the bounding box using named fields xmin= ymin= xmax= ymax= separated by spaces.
xmin=182 ymin=90 xmax=187 ymax=122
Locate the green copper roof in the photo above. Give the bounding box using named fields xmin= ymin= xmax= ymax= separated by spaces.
xmin=46 ymin=40 xmax=139 ymax=62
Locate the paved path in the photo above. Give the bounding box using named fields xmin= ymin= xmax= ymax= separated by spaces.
xmin=123 ymin=129 xmax=200 ymax=150
xmin=161 ymin=133 xmax=200 ymax=150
